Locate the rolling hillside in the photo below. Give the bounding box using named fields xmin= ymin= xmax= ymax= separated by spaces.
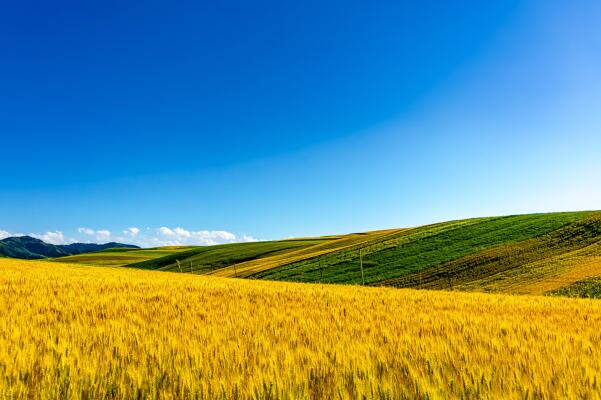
xmin=126 ymin=238 xmax=333 ymax=273
xmin=83 ymin=210 xmax=601 ymax=297
xmin=52 ymin=246 xmax=195 ymax=267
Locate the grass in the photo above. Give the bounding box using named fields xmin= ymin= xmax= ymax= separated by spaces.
xmin=457 ymin=242 xmax=601 ymax=294
xmin=255 ymin=211 xmax=593 ymax=285
xmin=551 ymin=276 xmax=601 ymax=299
xmin=207 ymin=229 xmax=405 ymax=278
xmin=52 ymin=247 xmax=195 ymax=267
xmin=384 ymin=212 xmax=601 ymax=290
xmin=126 ymin=239 xmax=331 ymax=274
xmin=2 ymin=258 xmax=601 ymax=399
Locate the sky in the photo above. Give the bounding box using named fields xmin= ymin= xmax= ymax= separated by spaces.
xmin=1 ymin=0 xmax=600 ymax=246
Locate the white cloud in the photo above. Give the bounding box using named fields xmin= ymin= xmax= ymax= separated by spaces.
xmin=31 ymin=231 xmax=68 ymax=245
xmin=95 ymin=230 xmax=111 ymax=241
xmin=240 ymin=234 xmax=258 ymax=242
xmin=123 ymin=227 xmax=140 ymax=237
xmin=158 ymin=227 xmax=175 ymax=236
xmin=76 ymin=227 xmax=112 ymax=243
xmin=137 ymin=227 xmax=252 ymax=247
xmin=174 ymin=227 xmax=191 ymax=238
xmin=3 ymin=226 xmax=257 ymax=248
xmin=195 ymin=230 xmax=236 ymax=241
xmin=78 ymin=227 xmax=95 ymax=236
xmin=1 ymin=229 xmax=74 ymax=244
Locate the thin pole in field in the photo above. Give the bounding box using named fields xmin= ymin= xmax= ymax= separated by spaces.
xmin=360 ymin=249 xmax=365 ymax=285
xmin=320 ymin=260 xmax=323 ymax=283
xmin=176 ymin=259 xmax=183 ymax=273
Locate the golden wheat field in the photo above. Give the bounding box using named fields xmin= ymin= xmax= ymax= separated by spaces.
xmin=1 ymin=259 xmax=601 ymax=399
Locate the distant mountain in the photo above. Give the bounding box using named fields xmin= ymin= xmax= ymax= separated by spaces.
xmin=0 ymin=236 xmax=139 ymax=259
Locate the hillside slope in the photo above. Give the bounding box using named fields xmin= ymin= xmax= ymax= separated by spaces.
xmin=125 ymin=238 xmax=334 ymax=273
xmin=52 ymin=247 xmax=193 ymax=267
xmin=112 ymin=210 xmax=601 ymax=297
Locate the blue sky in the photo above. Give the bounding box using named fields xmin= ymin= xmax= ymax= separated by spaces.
xmin=1 ymin=0 xmax=600 ymax=246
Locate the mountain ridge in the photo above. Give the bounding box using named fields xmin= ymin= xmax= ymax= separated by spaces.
xmin=0 ymin=236 xmax=139 ymax=259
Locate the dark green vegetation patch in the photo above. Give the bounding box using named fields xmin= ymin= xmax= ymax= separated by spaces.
xmin=550 ymin=277 xmax=601 ymax=299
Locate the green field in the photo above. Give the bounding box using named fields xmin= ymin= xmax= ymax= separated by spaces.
xmin=46 ymin=210 xmax=601 ymax=297
xmin=255 ymin=212 xmax=591 ymax=284
xmin=125 ymin=239 xmax=335 ymax=273
xmin=51 ymin=247 xmax=195 ymax=267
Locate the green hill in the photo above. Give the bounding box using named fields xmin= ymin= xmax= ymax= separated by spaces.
xmin=125 ymin=239 xmax=334 ymax=273
xmin=44 ymin=210 xmax=601 ymax=298
xmin=52 ymin=247 xmax=194 ymax=267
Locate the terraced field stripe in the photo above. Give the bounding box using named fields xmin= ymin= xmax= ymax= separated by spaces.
xmin=252 ymin=218 xmax=499 ymax=284
xmin=51 ymin=248 xmax=196 ymax=267
xmin=383 ymin=212 xmax=601 ymax=290
xmin=126 ymin=239 xmax=330 ymax=274
xmin=256 ymin=212 xmax=591 ymax=285
xmin=209 ymin=229 xmax=407 ymax=278
xmin=458 ymin=241 xmax=601 ymax=294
